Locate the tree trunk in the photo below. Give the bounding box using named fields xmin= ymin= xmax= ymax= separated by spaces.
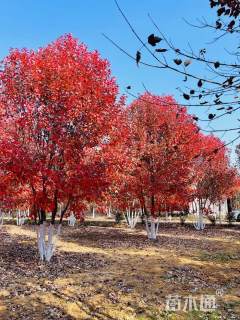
xmin=0 ymin=210 xmax=4 ymax=225
xmin=37 ymin=221 xmax=47 ymax=261
xmin=125 ymin=209 xmax=139 ymax=229
xmin=57 ymin=198 xmax=71 ymax=236
xmin=145 ymin=217 xmax=159 ymax=240
xmin=37 ymin=223 xmax=57 ymax=262
xmin=194 ymin=199 xmax=205 ymax=230
xmin=16 ymin=210 xmax=20 ymax=226
xmin=37 ymin=209 xmax=57 ymax=262
xmin=68 ymin=212 xmax=76 ymax=226
xmin=57 ymin=223 xmax=62 ymax=235
xmin=45 ymin=224 xmax=56 ymax=262
xmin=16 ymin=210 xmax=26 ymax=226
xmin=107 ymin=206 xmax=112 ymax=218
xmin=165 ymin=211 xmax=168 ymax=221
xmin=218 ymin=201 xmax=222 ymax=224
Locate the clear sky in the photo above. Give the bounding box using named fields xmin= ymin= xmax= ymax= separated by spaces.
xmin=0 ymin=0 xmax=238 ymax=161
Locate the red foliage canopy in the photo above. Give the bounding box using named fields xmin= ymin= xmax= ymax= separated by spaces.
xmin=106 ymin=93 xmax=238 ymax=216
xmin=0 ymin=34 xmax=124 ymax=223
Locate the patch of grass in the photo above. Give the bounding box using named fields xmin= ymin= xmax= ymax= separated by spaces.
xmin=136 ymin=310 xmax=222 ymax=320
xmin=136 ymin=311 xmax=176 ymax=320
xmin=223 ymin=300 xmax=240 ymax=313
xmin=184 ymin=310 xmax=221 ymax=320
xmin=199 ymin=252 xmax=240 ymax=262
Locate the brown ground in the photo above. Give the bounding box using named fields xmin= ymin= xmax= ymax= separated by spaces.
xmin=0 ymin=220 xmax=239 ymax=320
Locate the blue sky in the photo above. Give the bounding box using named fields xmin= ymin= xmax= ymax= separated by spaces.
xmin=0 ymin=0 xmax=238 ymax=161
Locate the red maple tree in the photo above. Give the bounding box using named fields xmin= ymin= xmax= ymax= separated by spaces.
xmin=0 ymin=34 xmax=124 ymax=260
xmin=106 ymin=93 xmax=201 ymax=238
xmin=191 ymin=134 xmax=238 ymax=212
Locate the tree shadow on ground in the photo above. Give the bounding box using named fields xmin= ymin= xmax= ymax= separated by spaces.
xmin=61 ymin=224 xmax=240 ymax=253
xmin=0 ymin=227 xmax=111 ymax=280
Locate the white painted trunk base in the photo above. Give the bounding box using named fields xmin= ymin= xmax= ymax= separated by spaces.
xmin=0 ymin=211 xmax=4 ymax=225
xmin=107 ymin=205 xmax=112 ymax=218
xmin=57 ymin=224 xmax=62 ymax=236
xmin=37 ymin=223 xmax=57 ymax=262
xmin=125 ymin=210 xmax=140 ymax=229
xmin=107 ymin=207 xmax=112 ymax=217
xmin=68 ymin=212 xmax=76 ymax=227
xmin=194 ymin=212 xmax=205 ymax=230
xmin=16 ymin=210 xmax=27 ymax=226
xmin=145 ymin=218 xmax=159 ymax=240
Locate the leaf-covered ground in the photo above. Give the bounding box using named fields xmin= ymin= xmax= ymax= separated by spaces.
xmin=0 ymin=221 xmax=239 ymax=320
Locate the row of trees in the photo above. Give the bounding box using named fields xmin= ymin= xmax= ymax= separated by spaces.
xmin=0 ymin=35 xmax=238 ymax=261
xmin=102 ymin=93 xmax=238 ymax=236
